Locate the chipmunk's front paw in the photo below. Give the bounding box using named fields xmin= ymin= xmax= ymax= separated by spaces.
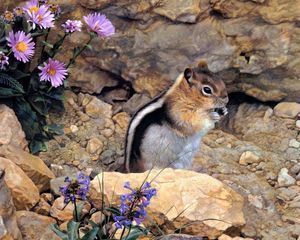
xmin=210 ymin=111 xmax=221 ymax=122
xmin=210 ymin=107 xmax=228 ymax=122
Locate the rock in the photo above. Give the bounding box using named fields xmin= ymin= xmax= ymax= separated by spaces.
xmin=289 ymin=139 xmax=300 ymax=148
xmin=278 ymin=168 xmax=296 ymax=187
xmin=274 ymin=102 xmax=300 ymax=119
xmin=70 ymin=125 xmax=79 ymax=133
xmin=0 ymin=170 xmax=22 ymax=240
xmin=33 ymin=198 xmax=51 ymax=216
xmin=84 ymin=97 xmax=112 ymax=119
xmin=112 ymin=112 xmax=130 ymax=130
xmin=41 ymin=193 xmax=54 ymax=204
xmin=158 ymin=234 xmax=204 ymax=240
xmin=90 ymin=169 xmax=245 ymax=239
xmin=0 ymin=144 xmax=55 ymax=192
xmin=50 ymin=196 xmax=74 ymax=222
xmin=296 ymin=120 xmax=300 ymax=129
xmin=90 ymin=211 xmax=105 ymax=225
xmin=0 ymin=157 xmax=39 ymax=210
xmin=86 ymin=137 xmax=104 ymax=155
xmin=50 ymin=197 xmax=91 ymax=222
xmin=123 ymin=93 xmax=151 ymax=114
xmin=218 ymin=234 xmax=254 ymax=240
xmin=239 ymin=151 xmax=260 ymax=165
xmin=290 ymin=163 xmax=300 ymax=174
xmin=16 ymin=211 xmax=60 ymax=240
xmin=0 ymin=105 xmax=27 ymax=150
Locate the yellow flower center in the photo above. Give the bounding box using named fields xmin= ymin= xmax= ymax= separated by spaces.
xmin=16 ymin=41 xmax=28 ymax=53
xmin=4 ymin=11 xmax=14 ymax=21
xmin=47 ymin=68 xmax=56 ymax=76
xmin=29 ymin=6 xmax=39 ymax=13
xmin=38 ymin=15 xmax=43 ymax=22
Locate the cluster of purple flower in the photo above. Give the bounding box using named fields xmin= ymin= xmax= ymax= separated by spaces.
xmin=0 ymin=0 xmax=115 ymax=88
xmin=113 ymin=181 xmax=157 ymax=229
xmin=59 ymin=172 xmax=90 ymax=204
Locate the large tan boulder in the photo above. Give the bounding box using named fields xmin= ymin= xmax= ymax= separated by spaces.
xmin=90 ymin=168 xmax=245 ymax=239
xmin=0 ymin=105 xmax=27 ymax=150
xmin=0 ymin=145 xmax=55 ymax=192
xmin=0 ymin=170 xmax=22 ymax=240
xmin=16 ymin=211 xmax=60 ymax=240
xmin=0 ymin=157 xmax=39 ymax=210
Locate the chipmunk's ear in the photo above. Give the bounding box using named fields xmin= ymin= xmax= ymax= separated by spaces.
xmin=198 ymin=60 xmax=209 ymax=72
xmin=184 ymin=68 xmax=193 ymax=83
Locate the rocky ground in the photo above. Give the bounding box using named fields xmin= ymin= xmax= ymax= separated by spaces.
xmin=31 ymin=92 xmax=300 ymax=239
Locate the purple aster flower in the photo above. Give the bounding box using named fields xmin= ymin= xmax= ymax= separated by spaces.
xmin=49 ymin=4 xmax=61 ymax=17
xmin=0 ymin=52 xmax=9 ymax=70
xmin=25 ymin=4 xmax=55 ymax=29
xmin=7 ymin=31 xmax=35 ymax=63
xmin=59 ymin=172 xmax=90 ymax=204
xmin=83 ymin=13 xmax=115 ymax=37
xmin=62 ymin=20 xmax=82 ymax=33
xmin=13 ymin=7 xmax=24 ymax=17
xmin=2 ymin=11 xmax=15 ymax=23
xmin=38 ymin=59 xmax=68 ymax=87
xmin=23 ymin=0 xmax=39 ymax=14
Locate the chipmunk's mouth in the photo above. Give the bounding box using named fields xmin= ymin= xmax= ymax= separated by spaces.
xmin=213 ymin=107 xmax=228 ymax=116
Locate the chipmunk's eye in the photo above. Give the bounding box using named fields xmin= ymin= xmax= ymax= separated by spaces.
xmin=202 ymin=85 xmax=213 ymax=96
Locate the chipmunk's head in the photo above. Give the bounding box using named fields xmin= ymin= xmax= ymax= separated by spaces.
xmin=182 ymin=61 xmax=229 ymax=119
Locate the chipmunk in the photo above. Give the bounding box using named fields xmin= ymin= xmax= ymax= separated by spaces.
xmin=124 ymin=62 xmax=228 ymax=173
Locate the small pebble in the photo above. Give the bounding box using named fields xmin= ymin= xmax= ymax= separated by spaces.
xmin=70 ymin=125 xmax=79 ymax=133
xmin=289 ymin=139 xmax=300 ymax=148
xmin=296 ymin=120 xmax=300 ymax=128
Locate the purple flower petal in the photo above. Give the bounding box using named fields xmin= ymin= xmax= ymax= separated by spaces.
xmin=83 ymin=13 xmax=115 ymax=37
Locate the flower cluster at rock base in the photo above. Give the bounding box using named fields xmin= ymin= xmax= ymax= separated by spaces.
xmin=59 ymin=172 xmax=90 ymax=204
xmin=113 ymin=181 xmax=156 ymax=229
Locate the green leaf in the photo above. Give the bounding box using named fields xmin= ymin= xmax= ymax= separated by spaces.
xmin=122 ymin=226 xmax=148 ymax=240
xmin=44 ymin=124 xmax=64 ymax=135
xmin=50 ymin=223 xmax=68 ymax=240
xmin=73 ymin=201 xmax=85 ymax=221
xmin=29 ymin=140 xmax=47 ymax=154
xmin=9 ymin=69 xmax=30 ymax=80
xmin=67 ymin=220 xmax=80 ymax=240
xmin=81 ymin=227 xmax=100 ymax=240
xmin=105 ymin=207 xmax=120 ymax=215
xmin=86 ymin=44 xmax=93 ymax=50
xmin=0 ymin=73 xmax=25 ymax=93
xmin=41 ymin=40 xmax=54 ymax=49
xmin=0 ymin=87 xmax=23 ymax=98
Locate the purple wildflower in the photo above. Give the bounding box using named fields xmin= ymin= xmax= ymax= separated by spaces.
xmin=38 ymin=59 xmax=68 ymax=87
xmin=23 ymin=0 xmax=39 ymax=14
xmin=49 ymin=4 xmax=61 ymax=17
xmin=2 ymin=11 xmax=15 ymax=23
xmin=7 ymin=31 xmax=35 ymax=63
xmin=0 ymin=52 xmax=9 ymax=70
xmin=83 ymin=13 xmax=115 ymax=37
xmin=25 ymin=4 xmax=55 ymax=29
xmin=113 ymin=181 xmax=156 ymax=229
xmin=59 ymin=172 xmax=90 ymax=204
xmin=62 ymin=20 xmax=82 ymax=33
xmin=13 ymin=7 xmax=24 ymax=17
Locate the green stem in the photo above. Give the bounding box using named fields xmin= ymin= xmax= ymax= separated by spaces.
xmin=38 ymin=28 xmax=51 ymax=65
xmin=50 ymin=33 xmax=68 ymax=58
xmin=74 ymin=199 xmax=79 ymax=222
xmin=66 ymin=34 xmax=95 ymax=68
